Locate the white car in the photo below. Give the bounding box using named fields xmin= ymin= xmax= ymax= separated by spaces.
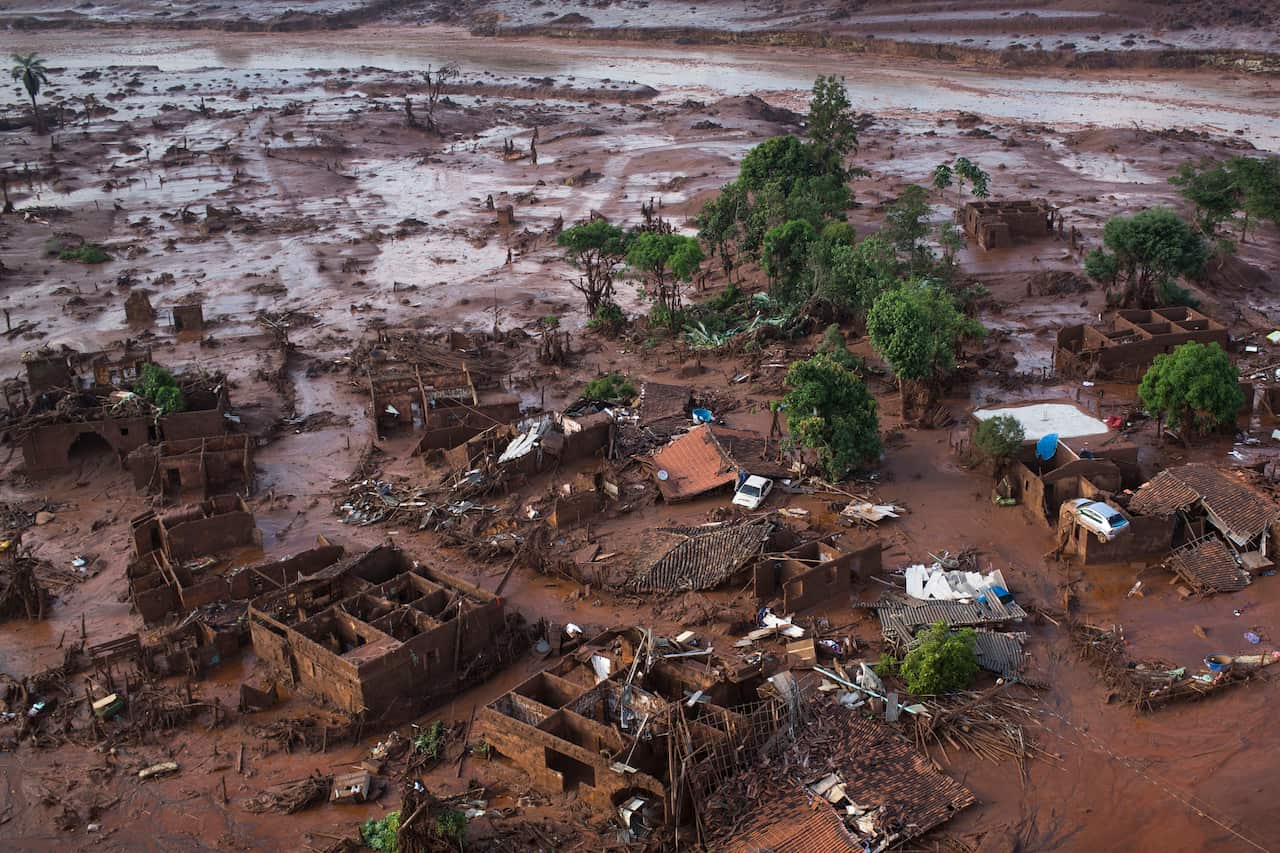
xmin=733 ymin=475 xmax=774 ymax=510
xmin=1068 ymin=498 xmax=1130 ymax=542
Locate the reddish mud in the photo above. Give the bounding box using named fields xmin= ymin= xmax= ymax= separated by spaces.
xmin=0 ymin=15 xmax=1279 ymax=853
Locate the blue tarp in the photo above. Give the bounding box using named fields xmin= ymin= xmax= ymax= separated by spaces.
xmin=1035 ymin=432 xmax=1059 ymax=461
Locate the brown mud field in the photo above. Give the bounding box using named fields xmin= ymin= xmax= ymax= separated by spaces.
xmin=1 ymin=11 xmax=1280 ymax=853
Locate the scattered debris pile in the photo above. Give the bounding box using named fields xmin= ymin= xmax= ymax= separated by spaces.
xmin=0 ymin=546 xmax=51 ymax=620
xmin=1071 ymin=622 xmax=1279 ymax=711
xmin=243 ymin=774 xmax=333 ymax=815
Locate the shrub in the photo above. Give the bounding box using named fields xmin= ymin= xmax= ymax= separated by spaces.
xmin=413 ymin=720 xmax=446 ymax=760
xmin=581 ymin=373 xmax=636 ymax=405
xmin=973 ymin=414 xmax=1025 ymax=462
xmin=900 ymin=621 xmax=979 ymax=695
xmin=138 ymin=363 xmax=185 ymax=415
xmin=586 ymin=301 xmax=626 ymax=331
xmin=50 ymin=238 xmax=111 ymax=264
xmin=817 ymin=324 xmax=857 ymax=371
xmin=360 ymin=811 xmax=401 ymax=852
xmin=435 ymin=809 xmax=467 ymax=847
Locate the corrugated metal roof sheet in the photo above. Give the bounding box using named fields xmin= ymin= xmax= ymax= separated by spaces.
xmin=650 ymin=424 xmax=738 ymax=501
xmin=1168 ymin=537 xmax=1251 ymax=593
xmin=873 ymin=598 xmax=1028 ymax=644
xmin=1131 ymin=464 xmax=1279 ymax=543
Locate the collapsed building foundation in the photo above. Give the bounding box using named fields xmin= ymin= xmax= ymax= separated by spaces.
xmin=249 ymin=545 xmax=518 ymax=718
xmin=474 ymin=628 xmax=801 ymax=830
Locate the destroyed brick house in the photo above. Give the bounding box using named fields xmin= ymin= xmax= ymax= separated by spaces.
xmin=1127 ymin=464 xmax=1280 ymax=591
xmin=358 ymin=329 xmax=521 ymax=447
xmin=1055 ymin=307 xmax=1230 ymax=380
xmin=474 ymin=627 xmax=801 ymax=829
xmin=127 ymin=496 xmax=278 ymax=623
xmin=962 ymin=199 xmax=1058 ymax=250
xmin=972 ymin=401 xmax=1181 ymax=564
xmin=6 ymin=346 xmax=235 ymax=475
xmin=647 ymin=423 xmax=788 ymax=503
xmin=249 ymin=545 xmax=514 ymax=718
xmin=754 ymin=535 xmax=883 ymax=613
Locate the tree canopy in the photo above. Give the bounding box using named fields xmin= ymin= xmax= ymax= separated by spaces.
xmin=626 ymin=231 xmax=703 ymax=325
xmin=867 ymin=281 xmax=980 ymax=417
xmin=762 ymin=219 xmax=817 ymax=299
xmin=557 ymin=220 xmax=627 ymax=315
xmin=782 ymin=354 xmax=880 ymax=481
xmin=1084 ymin=208 xmax=1208 ymax=308
xmin=1170 ymin=155 xmax=1280 ymax=243
xmin=1138 ymin=341 xmax=1243 ymax=438
xmin=974 ymin=414 xmax=1026 ymax=463
xmin=806 ymin=74 xmax=858 ymax=175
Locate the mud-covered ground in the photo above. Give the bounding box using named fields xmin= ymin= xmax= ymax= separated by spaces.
xmin=1 ymin=15 xmax=1280 ymax=853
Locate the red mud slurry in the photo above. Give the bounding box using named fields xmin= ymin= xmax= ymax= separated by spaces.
xmin=0 ymin=17 xmax=1279 ymax=853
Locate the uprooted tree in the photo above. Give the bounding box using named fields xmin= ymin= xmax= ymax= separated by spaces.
xmin=866 ymin=280 xmax=982 ymax=419
xmin=782 ymin=354 xmax=881 ymax=481
xmin=1083 ymin=208 xmax=1208 ymax=308
xmin=1138 ymin=341 xmax=1244 ymax=442
xmin=557 ymin=219 xmax=627 ymax=316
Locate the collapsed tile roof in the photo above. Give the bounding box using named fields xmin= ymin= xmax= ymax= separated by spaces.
xmin=1130 ymin=464 xmax=1279 ymax=545
xmin=626 ymin=520 xmax=773 ymax=592
xmin=649 ymin=423 xmax=739 ymax=501
xmin=638 ymin=381 xmax=692 ymax=431
xmin=1168 ymin=536 xmax=1251 ymax=594
xmin=727 ymin=707 xmax=974 ymax=852
xmin=727 ymin=785 xmax=859 ymax=853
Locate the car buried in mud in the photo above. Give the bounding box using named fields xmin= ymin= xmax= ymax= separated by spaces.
xmin=733 ymin=475 xmax=774 ymax=510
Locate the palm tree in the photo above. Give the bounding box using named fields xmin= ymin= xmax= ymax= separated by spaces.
xmin=11 ymin=52 xmax=50 ymax=134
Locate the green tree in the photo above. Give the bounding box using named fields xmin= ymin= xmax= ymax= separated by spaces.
xmin=867 ymin=281 xmax=979 ymax=418
xmin=932 ymin=163 xmax=954 ymax=202
xmin=806 ymin=74 xmax=858 ymax=175
xmin=739 ymin=135 xmax=819 ymax=196
xmin=1138 ymin=341 xmax=1243 ymax=439
xmin=762 ymin=218 xmax=817 ymax=302
xmin=1083 ymin=208 xmax=1208 ymax=308
xmin=953 ymin=157 xmax=990 ymax=201
xmin=936 ymin=220 xmax=966 ymax=266
xmin=696 ymin=180 xmax=748 ymax=281
xmin=900 ymin=622 xmax=979 ymax=696
xmin=557 ymin=220 xmax=627 ymax=315
xmin=1170 ymin=158 xmax=1239 ymax=237
xmin=882 ymin=185 xmax=932 ymax=266
xmin=626 ymin=232 xmax=703 ymax=326
xmin=809 ymin=234 xmax=899 ymax=317
xmin=782 ymin=354 xmax=880 ymax=480
xmin=1229 ymin=155 xmax=1280 ymax=242
xmin=10 ymin=52 xmax=49 ymax=134
xmin=974 ymin=414 xmax=1026 ymax=470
